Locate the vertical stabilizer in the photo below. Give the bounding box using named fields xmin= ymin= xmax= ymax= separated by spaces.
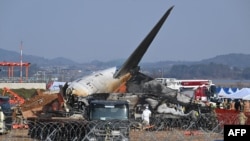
xmin=113 ymin=6 xmax=174 ymax=78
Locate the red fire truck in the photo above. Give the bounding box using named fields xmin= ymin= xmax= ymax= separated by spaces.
xmin=155 ymin=78 xmax=217 ymax=102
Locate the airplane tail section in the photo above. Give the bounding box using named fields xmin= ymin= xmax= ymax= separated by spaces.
xmin=113 ymin=6 xmax=174 ymax=78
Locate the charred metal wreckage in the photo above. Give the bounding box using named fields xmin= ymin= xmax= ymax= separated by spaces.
xmin=23 ymin=6 xmax=217 ymax=140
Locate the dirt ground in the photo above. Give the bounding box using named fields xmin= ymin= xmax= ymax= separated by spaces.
xmin=130 ymin=130 xmax=223 ymax=141
xmin=0 ymin=129 xmax=32 ymax=141
xmin=0 ymin=129 xmax=223 ymax=141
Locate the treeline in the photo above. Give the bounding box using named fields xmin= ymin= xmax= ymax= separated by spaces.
xmin=150 ymin=63 xmax=250 ymax=80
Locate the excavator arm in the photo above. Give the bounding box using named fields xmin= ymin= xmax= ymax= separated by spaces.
xmin=2 ymin=87 xmax=25 ymax=106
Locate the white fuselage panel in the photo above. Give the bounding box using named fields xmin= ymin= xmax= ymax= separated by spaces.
xmin=66 ymin=67 xmax=129 ymax=97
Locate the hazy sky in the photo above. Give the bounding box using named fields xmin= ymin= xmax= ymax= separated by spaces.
xmin=1 ymin=0 xmax=250 ymax=63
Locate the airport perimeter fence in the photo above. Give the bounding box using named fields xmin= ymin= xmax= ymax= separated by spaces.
xmin=2 ymin=112 xmax=235 ymax=141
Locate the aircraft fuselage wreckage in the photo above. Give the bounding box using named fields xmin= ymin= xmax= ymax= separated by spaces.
xmin=65 ymin=6 xmax=174 ymax=97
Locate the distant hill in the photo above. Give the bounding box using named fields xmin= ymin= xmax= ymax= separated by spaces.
xmin=199 ymin=53 xmax=250 ymax=68
xmin=1 ymin=48 xmax=250 ymax=68
xmin=0 ymin=48 xmax=78 ymax=66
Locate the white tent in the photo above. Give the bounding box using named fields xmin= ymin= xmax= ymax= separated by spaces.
xmin=228 ymin=87 xmax=240 ymax=94
xmin=243 ymin=94 xmax=250 ymax=100
xmin=226 ymin=88 xmax=250 ymax=99
xmin=218 ymin=88 xmax=232 ymax=98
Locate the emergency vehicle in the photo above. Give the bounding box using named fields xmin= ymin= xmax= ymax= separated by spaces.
xmin=155 ymin=78 xmax=217 ymax=102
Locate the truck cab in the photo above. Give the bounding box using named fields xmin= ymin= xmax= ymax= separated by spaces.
xmin=88 ymin=100 xmax=129 ymax=121
xmin=86 ymin=100 xmax=130 ymax=141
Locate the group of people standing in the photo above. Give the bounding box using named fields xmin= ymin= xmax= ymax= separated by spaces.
xmin=221 ymin=98 xmax=250 ymax=112
xmin=220 ymin=98 xmax=249 ymax=125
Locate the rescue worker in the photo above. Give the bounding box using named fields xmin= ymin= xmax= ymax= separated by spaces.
xmin=244 ymin=100 xmax=250 ymax=112
xmin=222 ymin=99 xmax=227 ymax=109
xmin=238 ymin=110 xmax=248 ymax=125
xmin=15 ymin=106 xmax=23 ymax=125
xmin=234 ymin=99 xmax=241 ymax=111
xmin=230 ymin=100 xmax=235 ymax=110
xmin=239 ymin=100 xmax=244 ymax=111
xmin=141 ymin=105 xmax=151 ymax=129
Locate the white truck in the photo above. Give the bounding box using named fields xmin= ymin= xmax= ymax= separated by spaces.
xmin=0 ymin=106 xmax=7 ymax=134
xmin=0 ymin=96 xmax=12 ymax=134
